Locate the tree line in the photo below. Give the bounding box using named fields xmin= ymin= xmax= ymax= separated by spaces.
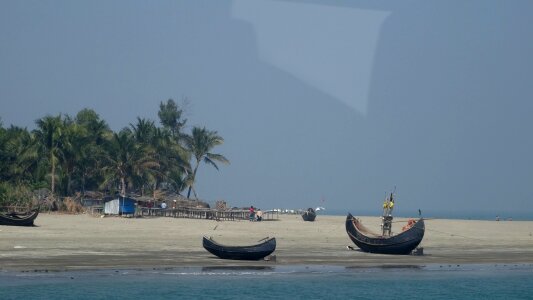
xmin=0 ymin=99 xmax=229 ymax=206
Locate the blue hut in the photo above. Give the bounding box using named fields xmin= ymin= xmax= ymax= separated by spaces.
xmin=104 ymin=196 xmax=136 ymax=215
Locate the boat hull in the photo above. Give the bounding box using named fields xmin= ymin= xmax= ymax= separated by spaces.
xmin=0 ymin=209 xmax=39 ymax=226
xmin=345 ymin=213 xmax=424 ymax=255
xmin=302 ymin=211 xmax=316 ymax=221
xmin=302 ymin=208 xmax=316 ymax=221
xmin=202 ymin=236 xmax=276 ymax=260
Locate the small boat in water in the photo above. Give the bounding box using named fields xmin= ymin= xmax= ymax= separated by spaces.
xmin=345 ymin=192 xmax=424 ymax=255
xmin=0 ymin=207 xmax=40 ymax=226
xmin=202 ymin=236 xmax=276 ymax=260
xmin=302 ymin=208 xmax=316 ymax=221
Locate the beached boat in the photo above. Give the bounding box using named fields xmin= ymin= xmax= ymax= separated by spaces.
xmin=302 ymin=208 xmax=316 ymax=221
xmin=345 ymin=192 xmax=424 ymax=255
xmin=0 ymin=207 xmax=40 ymax=226
xmin=345 ymin=213 xmax=424 ymax=255
xmin=202 ymin=236 xmax=276 ymax=260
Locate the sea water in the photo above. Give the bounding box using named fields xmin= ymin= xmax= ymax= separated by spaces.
xmin=1 ymin=264 xmax=532 ymax=299
xmin=323 ymin=209 xmax=532 ymax=221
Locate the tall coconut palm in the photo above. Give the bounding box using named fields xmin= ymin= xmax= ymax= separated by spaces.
xmin=158 ymin=99 xmax=187 ymax=139
xmin=1 ymin=126 xmax=39 ymax=185
xmin=130 ymin=118 xmax=158 ymax=196
xmin=131 ymin=117 xmax=156 ymax=146
xmin=33 ymin=115 xmax=65 ymax=196
xmin=102 ymin=129 xmax=159 ymax=196
xmin=0 ymin=119 xmax=5 ymax=173
xmin=56 ymin=116 xmax=84 ymax=195
xmin=75 ymin=108 xmax=112 ymax=145
xmin=154 ymin=127 xmax=191 ymax=195
xmin=157 ymin=100 xmax=191 ymax=195
xmin=74 ymin=109 xmax=112 ymax=193
xmin=185 ymin=126 xmax=229 ymax=199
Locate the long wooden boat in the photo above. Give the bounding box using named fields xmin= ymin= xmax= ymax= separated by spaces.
xmin=0 ymin=207 xmax=39 ymax=226
xmin=302 ymin=208 xmax=316 ymax=221
xmin=345 ymin=213 xmax=424 ymax=255
xmin=202 ymin=236 xmax=276 ymax=260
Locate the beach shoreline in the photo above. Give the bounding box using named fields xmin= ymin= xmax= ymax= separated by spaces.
xmin=2 ymin=263 xmax=533 ymax=277
xmin=1 ymin=214 xmax=533 ymax=272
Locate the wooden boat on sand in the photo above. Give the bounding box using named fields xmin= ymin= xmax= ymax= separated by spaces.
xmin=202 ymin=236 xmax=276 ymax=260
xmin=302 ymin=208 xmax=316 ymax=221
xmin=345 ymin=213 xmax=424 ymax=255
xmin=345 ymin=192 xmax=424 ymax=255
xmin=0 ymin=207 xmax=40 ymax=226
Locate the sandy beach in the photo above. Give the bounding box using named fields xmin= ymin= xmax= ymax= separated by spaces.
xmin=1 ymin=213 xmax=533 ymax=271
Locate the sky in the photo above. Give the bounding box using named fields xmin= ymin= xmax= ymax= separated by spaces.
xmin=1 ymin=0 xmax=532 ymax=218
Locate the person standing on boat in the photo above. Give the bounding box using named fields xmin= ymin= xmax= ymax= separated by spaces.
xmin=383 ymin=193 xmax=394 ymax=216
xmin=383 ymin=198 xmax=390 ymax=216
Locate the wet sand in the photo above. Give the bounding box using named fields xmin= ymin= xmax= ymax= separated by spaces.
xmin=1 ymin=214 xmax=532 ymax=271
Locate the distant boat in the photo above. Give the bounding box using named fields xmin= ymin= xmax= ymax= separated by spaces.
xmin=345 ymin=191 xmax=424 ymax=255
xmin=302 ymin=208 xmax=316 ymax=221
xmin=0 ymin=207 xmax=39 ymax=226
xmin=202 ymin=236 xmax=276 ymax=260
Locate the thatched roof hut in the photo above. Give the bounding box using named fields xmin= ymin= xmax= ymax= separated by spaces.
xmin=162 ymin=194 xmax=210 ymax=209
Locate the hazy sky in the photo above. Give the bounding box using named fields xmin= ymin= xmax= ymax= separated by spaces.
xmin=1 ymin=0 xmax=532 ymax=217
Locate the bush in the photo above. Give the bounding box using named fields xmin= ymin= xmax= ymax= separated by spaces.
xmin=63 ymin=197 xmax=83 ymax=214
xmin=0 ymin=182 xmax=33 ymax=207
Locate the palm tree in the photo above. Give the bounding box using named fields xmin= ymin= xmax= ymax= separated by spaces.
xmin=130 ymin=117 xmax=192 ymax=197
xmin=74 ymin=109 xmax=112 ymax=193
xmin=185 ymin=126 xmax=229 ymax=199
xmin=130 ymin=118 xmax=158 ymax=196
xmin=131 ymin=117 xmax=156 ymax=146
xmin=1 ymin=126 xmax=39 ymax=185
xmin=158 ymin=99 xmax=187 ymax=139
xmin=33 ymin=115 xmax=65 ymax=196
xmin=101 ymin=129 xmax=159 ymax=196
xmin=155 ymin=127 xmax=191 ymax=195
xmin=157 ymin=100 xmax=192 ymax=195
xmin=57 ymin=116 xmax=85 ymax=195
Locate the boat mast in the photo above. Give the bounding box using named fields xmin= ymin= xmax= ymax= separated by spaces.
xmin=381 ymin=192 xmax=394 ymax=236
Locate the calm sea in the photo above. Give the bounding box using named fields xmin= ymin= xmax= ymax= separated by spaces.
xmin=1 ymin=264 xmax=532 ymax=299
xmin=322 ymin=209 xmax=531 ymax=221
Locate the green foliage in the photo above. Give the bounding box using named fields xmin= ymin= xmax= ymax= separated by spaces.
xmin=185 ymin=126 xmax=230 ymax=198
xmin=0 ymin=101 xmax=229 ymax=206
xmin=0 ymin=182 xmax=33 ymax=207
xmin=158 ymin=99 xmax=187 ymax=138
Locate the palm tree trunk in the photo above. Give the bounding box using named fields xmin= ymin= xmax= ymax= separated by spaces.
xmin=192 ymin=186 xmax=198 ymax=199
xmin=51 ymin=153 xmax=55 ymax=195
xmin=120 ymin=177 xmax=126 ymax=196
xmin=82 ymin=172 xmax=86 ymax=194
xmin=67 ymin=172 xmax=72 ymax=196
xmin=186 ymin=160 xmax=200 ymax=199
